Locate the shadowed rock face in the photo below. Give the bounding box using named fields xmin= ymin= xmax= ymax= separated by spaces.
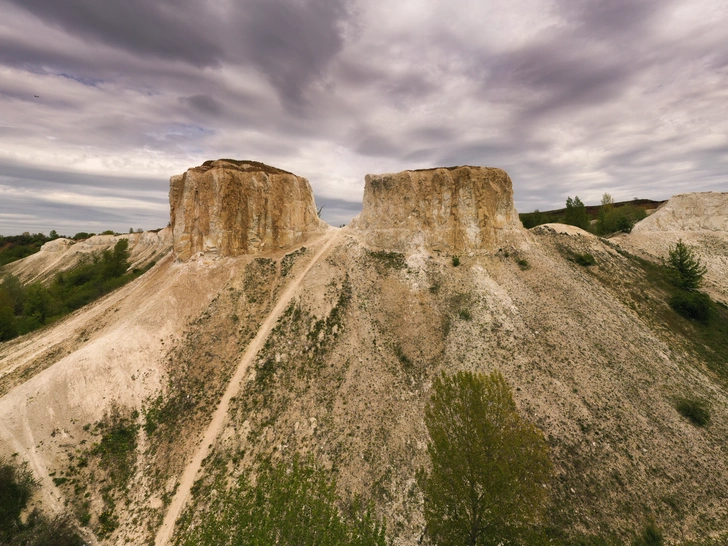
xmin=170 ymin=159 xmax=328 ymax=260
xmin=349 ymin=166 xmax=523 ymax=252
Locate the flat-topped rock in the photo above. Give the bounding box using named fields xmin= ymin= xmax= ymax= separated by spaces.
xmin=169 ymin=159 xmax=328 ymax=261
xmin=349 ymin=166 xmax=522 ymax=252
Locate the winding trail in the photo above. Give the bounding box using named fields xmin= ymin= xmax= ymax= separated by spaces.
xmin=154 ymin=229 xmax=340 ymax=546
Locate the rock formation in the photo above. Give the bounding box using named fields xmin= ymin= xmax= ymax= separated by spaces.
xmin=631 ymin=192 xmax=728 ymax=233
xmin=349 ymin=166 xmax=522 ymax=252
xmin=169 ymin=159 xmax=328 ymax=261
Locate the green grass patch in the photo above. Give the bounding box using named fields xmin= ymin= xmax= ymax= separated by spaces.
xmin=367 ymin=250 xmax=407 ymax=271
xmin=616 ymin=254 xmax=728 ymax=383
xmin=573 ymin=253 xmax=596 ymax=266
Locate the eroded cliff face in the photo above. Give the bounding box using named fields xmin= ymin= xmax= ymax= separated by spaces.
xmin=349 ymin=166 xmax=523 ymax=252
xmin=170 ymin=159 xmax=328 ymax=260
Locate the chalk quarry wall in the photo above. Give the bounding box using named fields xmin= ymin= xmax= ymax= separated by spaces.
xmin=349 ymin=166 xmax=523 ymax=252
xmin=169 ymin=159 xmax=328 ymax=261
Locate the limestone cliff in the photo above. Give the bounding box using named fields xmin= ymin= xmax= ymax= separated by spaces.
xmin=170 ymin=159 xmax=328 ymax=260
xmin=349 ymin=166 xmax=522 ymax=252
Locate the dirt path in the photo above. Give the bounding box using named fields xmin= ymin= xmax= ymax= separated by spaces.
xmin=154 ymin=229 xmax=340 ymax=546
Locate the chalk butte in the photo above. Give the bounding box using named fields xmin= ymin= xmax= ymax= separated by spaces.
xmin=349 ymin=166 xmax=522 ymax=252
xmin=170 ymin=159 xmax=328 ymax=261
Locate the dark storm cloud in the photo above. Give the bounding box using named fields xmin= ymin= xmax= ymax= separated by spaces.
xmin=231 ymin=0 xmax=348 ymax=108
xmin=180 ymin=95 xmax=224 ymax=117
xmin=560 ymin=0 xmax=666 ymax=38
xmin=4 ymin=0 xmax=224 ymax=66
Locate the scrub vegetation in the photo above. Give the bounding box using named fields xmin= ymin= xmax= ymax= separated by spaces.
xmin=0 ymin=239 xmax=154 ymax=341
xmin=520 ymin=194 xmax=651 ymax=234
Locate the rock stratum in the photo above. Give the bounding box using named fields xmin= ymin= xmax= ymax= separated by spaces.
xmin=170 ymin=159 xmax=328 ymax=261
xmin=349 ymin=166 xmax=522 ymax=252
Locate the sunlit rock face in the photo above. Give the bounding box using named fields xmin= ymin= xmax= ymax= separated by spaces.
xmin=349 ymin=166 xmax=523 ymax=252
xmin=170 ymin=159 xmax=328 ymax=261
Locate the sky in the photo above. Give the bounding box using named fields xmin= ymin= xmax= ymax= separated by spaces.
xmin=0 ymin=0 xmax=726 ymax=235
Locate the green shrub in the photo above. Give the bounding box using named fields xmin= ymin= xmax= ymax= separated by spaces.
xmin=564 ymin=196 xmax=590 ymax=230
xmin=517 ymin=258 xmax=531 ymax=270
xmin=91 ymin=408 xmax=139 ymax=486
xmin=182 ymin=456 xmax=386 ymax=546
xmin=632 ymin=519 xmax=663 ymax=546
xmin=676 ymin=398 xmax=710 ymax=427
xmin=596 ymin=204 xmax=647 ymax=235
xmin=520 ymin=209 xmax=546 ymax=229
xmin=458 ymin=309 xmax=472 ymax=321
xmin=452 ymin=255 xmax=460 ymax=267
xmin=0 ymin=458 xmax=83 ymax=545
xmin=669 ymin=291 xmax=712 ymax=322
xmin=574 ymin=253 xmax=596 ymax=266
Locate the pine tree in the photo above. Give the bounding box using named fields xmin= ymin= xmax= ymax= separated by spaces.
xmin=666 ymin=239 xmax=707 ymax=291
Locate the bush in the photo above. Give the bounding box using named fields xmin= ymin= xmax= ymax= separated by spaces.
xmin=452 ymin=255 xmax=460 ymax=267
xmin=0 ymin=458 xmax=83 ymax=545
xmin=632 ymin=519 xmax=664 ymax=546
xmin=517 ymin=258 xmax=531 ymax=270
xmin=520 ymin=209 xmax=546 ymax=229
xmin=574 ymin=253 xmax=596 ymax=266
xmin=676 ymin=398 xmax=710 ymax=427
xmin=596 ymin=204 xmax=647 ymax=235
xmin=669 ymin=291 xmax=712 ymax=322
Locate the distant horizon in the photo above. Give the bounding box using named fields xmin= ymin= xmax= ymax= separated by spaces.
xmin=0 ymin=180 xmax=679 ymax=238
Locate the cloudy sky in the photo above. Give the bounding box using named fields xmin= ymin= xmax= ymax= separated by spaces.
xmin=0 ymin=0 xmax=726 ymax=235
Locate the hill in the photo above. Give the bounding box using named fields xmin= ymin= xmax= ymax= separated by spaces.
xmin=0 ymin=161 xmax=727 ymax=545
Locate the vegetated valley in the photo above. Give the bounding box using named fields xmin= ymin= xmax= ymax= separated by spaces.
xmin=1 ymin=162 xmax=727 ymax=546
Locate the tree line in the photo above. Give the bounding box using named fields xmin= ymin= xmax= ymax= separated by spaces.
xmin=521 ymin=193 xmax=649 ymax=235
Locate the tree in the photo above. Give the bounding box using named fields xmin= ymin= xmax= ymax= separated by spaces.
xmin=101 ymin=239 xmax=130 ymax=279
xmin=0 ymin=290 xmax=17 ymax=341
xmin=422 ymin=370 xmax=552 ymax=546
xmin=564 ymin=196 xmax=589 ymax=230
xmin=665 ymin=239 xmax=707 ymax=291
xmin=23 ymin=283 xmax=53 ymax=324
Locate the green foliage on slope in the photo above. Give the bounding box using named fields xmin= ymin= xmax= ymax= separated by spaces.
xmin=0 ymin=239 xmax=154 ymax=342
xmin=0 ymin=232 xmax=53 ymax=267
xmin=180 ymin=456 xmax=386 ymax=546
